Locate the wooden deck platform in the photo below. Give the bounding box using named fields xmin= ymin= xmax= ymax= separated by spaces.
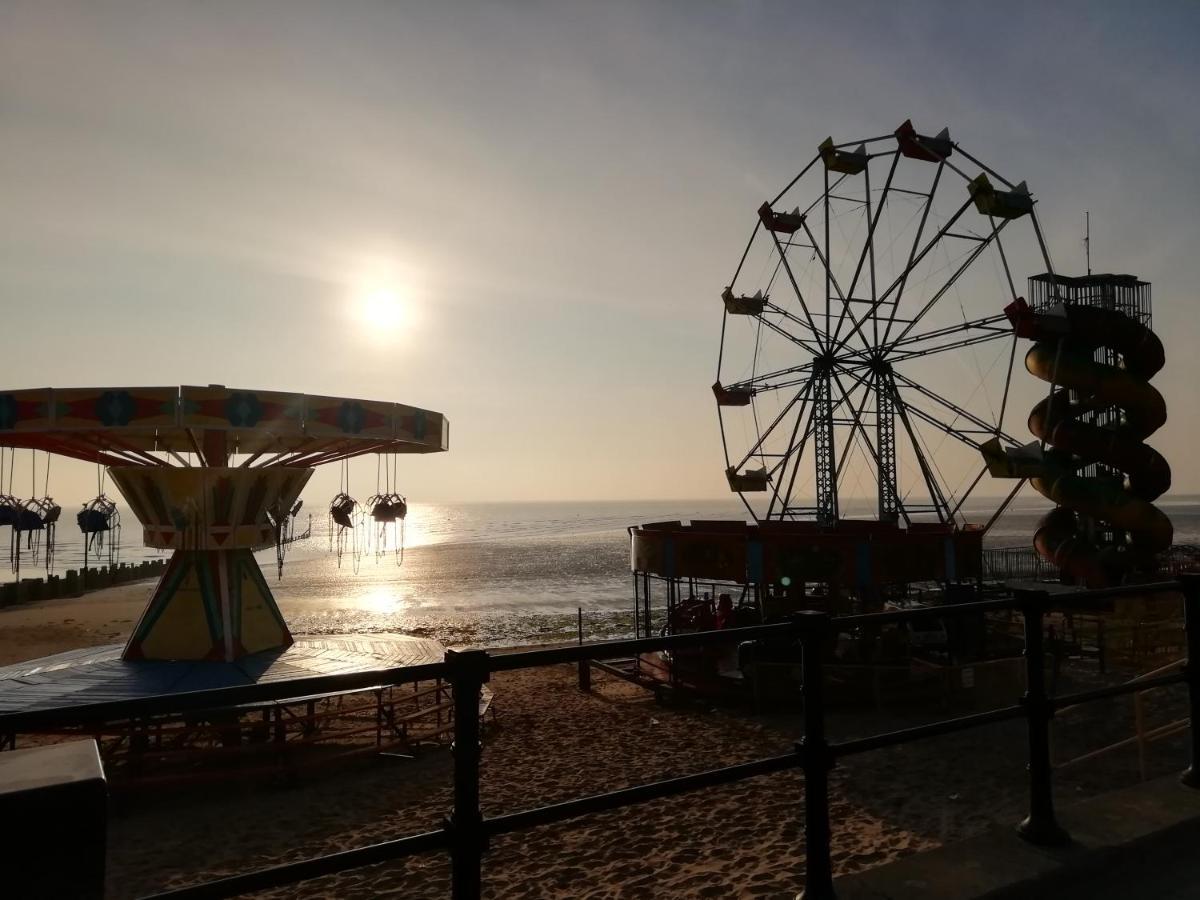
xmin=0 ymin=634 xmax=446 ymax=716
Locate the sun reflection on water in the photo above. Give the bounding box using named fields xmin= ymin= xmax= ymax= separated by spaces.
xmin=351 ymin=582 xmax=406 ymax=614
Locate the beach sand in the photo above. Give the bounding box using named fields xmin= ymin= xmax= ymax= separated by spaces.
xmin=0 ymin=580 xmax=153 ymax=665
xmin=0 ymin=585 xmax=1191 ymax=899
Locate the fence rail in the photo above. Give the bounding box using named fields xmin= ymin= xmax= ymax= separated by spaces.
xmin=982 ymin=543 xmax=1200 ymax=583
xmin=3 ymin=577 xmax=1199 ymax=899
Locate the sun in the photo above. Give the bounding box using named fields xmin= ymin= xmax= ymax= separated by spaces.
xmin=357 ymin=285 xmax=410 ymax=336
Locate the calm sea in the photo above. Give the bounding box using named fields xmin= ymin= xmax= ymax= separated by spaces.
xmin=6 ymin=496 xmax=1200 ymax=647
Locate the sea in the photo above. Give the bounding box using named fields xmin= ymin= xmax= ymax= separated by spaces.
xmin=6 ymin=496 xmax=1200 ymax=648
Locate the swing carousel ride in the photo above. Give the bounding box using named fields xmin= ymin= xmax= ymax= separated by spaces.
xmin=630 ymin=120 xmax=1174 ymax=651
xmin=0 ymin=385 xmax=448 ymax=725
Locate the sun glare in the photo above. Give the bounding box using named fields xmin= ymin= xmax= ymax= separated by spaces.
xmin=360 ymin=286 xmax=408 ymax=333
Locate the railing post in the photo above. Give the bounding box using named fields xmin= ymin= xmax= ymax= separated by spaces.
xmin=1016 ymin=588 xmax=1069 ymax=846
xmin=578 ymin=607 xmax=591 ymax=692
xmin=796 ymin=611 xmax=835 ymax=900
xmin=1179 ymin=575 xmax=1200 ymax=788
xmin=446 ymin=648 xmax=490 ymax=900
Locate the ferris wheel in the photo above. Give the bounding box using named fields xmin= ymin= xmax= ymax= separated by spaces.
xmin=715 ymin=120 xmax=1056 ymax=526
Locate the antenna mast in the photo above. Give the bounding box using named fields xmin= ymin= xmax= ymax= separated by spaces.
xmin=1085 ymin=210 xmax=1091 ymax=276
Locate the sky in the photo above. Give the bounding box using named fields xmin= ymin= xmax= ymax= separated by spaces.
xmin=2 ymin=1 xmax=1199 ymax=506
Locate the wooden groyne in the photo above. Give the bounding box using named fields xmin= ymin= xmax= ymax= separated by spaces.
xmin=0 ymin=558 xmax=169 ymax=607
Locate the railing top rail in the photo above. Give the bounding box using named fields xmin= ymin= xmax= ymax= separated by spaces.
xmin=832 ymin=596 xmax=1015 ymax=628
xmin=1038 ymin=580 xmax=1182 ymax=604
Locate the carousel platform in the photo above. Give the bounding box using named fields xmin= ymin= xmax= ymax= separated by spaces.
xmin=0 ymin=633 xmax=445 ymax=716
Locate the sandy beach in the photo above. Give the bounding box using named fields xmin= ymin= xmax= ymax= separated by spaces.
xmin=0 ymin=581 xmax=153 ymax=666
xmin=0 ymin=582 xmax=1191 ymax=899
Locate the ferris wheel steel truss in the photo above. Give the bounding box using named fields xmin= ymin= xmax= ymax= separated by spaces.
xmin=716 ymin=122 xmax=1062 ymax=527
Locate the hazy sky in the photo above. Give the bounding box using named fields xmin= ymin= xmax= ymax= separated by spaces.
xmin=2 ymin=1 xmax=1199 ymax=505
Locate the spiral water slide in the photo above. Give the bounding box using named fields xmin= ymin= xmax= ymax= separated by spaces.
xmin=983 ymin=298 xmax=1172 ymax=586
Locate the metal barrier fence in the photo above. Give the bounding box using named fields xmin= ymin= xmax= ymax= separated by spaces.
xmin=3 ymin=575 xmax=1200 ymax=899
xmin=982 ymin=544 xmax=1200 ymax=583
xmin=982 ymin=545 xmax=1060 ymax=582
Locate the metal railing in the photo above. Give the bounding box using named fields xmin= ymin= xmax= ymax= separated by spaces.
xmin=3 ymin=576 xmax=1200 ymax=899
xmin=982 ymin=545 xmax=1060 ymax=581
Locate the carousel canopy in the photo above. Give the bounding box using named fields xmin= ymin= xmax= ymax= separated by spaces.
xmin=0 ymin=385 xmax=448 ymax=467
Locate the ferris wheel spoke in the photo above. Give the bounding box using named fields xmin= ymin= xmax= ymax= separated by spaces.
xmin=774 ymin=401 xmax=819 ymax=518
xmin=891 ymin=371 xmax=1019 ymax=445
xmin=895 ymin=399 xmax=986 ymax=450
xmin=798 ymin=217 xmax=872 ymax=356
xmin=766 ymin=380 xmax=818 ymax=517
xmin=731 ymin=380 xmax=813 ymax=474
xmin=889 ymin=312 xmax=1011 ymax=351
xmin=772 ymin=391 xmax=820 ymax=518
xmin=727 ymin=359 xmax=815 ymax=394
xmin=833 ymin=179 xmax=975 ymax=356
xmin=877 ymin=162 xmax=946 ymax=347
xmin=990 ymin=222 xmax=1020 ymax=301
xmin=947 ymin=465 xmax=988 ymax=522
xmin=729 ymin=221 xmax=764 ymax=288
xmin=884 ymin=215 xmax=1014 ymax=352
xmin=831 ymin=150 xmax=900 ymax=349
xmin=953 ymin=145 xmax=1017 ymax=190
xmin=769 ymin=154 xmax=821 ymax=207
xmin=887 ymin=327 xmax=1011 ymax=363
xmin=760 ymin=302 xmax=824 ymax=356
xmin=731 ymin=374 xmax=812 ymax=395
xmin=1030 ymin=208 xmax=1064 ymax=302
xmin=996 ymin=330 xmax=1020 ymax=438
xmin=766 ymin=230 xmax=828 ymax=352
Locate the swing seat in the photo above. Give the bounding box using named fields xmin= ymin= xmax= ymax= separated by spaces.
xmin=14 ymin=497 xmax=59 ymax=530
xmin=15 ymin=507 xmax=45 ymax=531
xmin=726 ymin=467 xmax=770 ymax=492
xmin=0 ymin=497 xmax=18 ymax=527
xmin=895 ymin=120 xmax=952 ymax=162
xmin=330 ymin=493 xmax=357 ymax=529
xmin=77 ymin=495 xmax=118 ymax=534
xmin=968 ymin=174 xmax=1032 ymax=220
xmin=712 ymin=382 xmax=753 ymax=407
xmin=818 ymin=137 xmax=869 ymax=175
xmin=371 ymin=504 xmax=397 ymax=523
xmin=721 ymin=287 xmax=765 ymax=316
xmin=370 ymin=494 xmax=408 ymax=523
xmin=77 ymin=508 xmax=114 ymax=534
xmin=757 ymin=202 xmax=805 ymax=235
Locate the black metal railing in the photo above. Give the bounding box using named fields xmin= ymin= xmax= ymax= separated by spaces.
xmin=982 ymin=545 xmax=1060 ymax=581
xmin=3 ymin=575 xmax=1199 ymax=900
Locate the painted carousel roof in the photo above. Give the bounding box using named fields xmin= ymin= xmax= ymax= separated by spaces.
xmin=0 ymin=385 xmax=448 ymax=465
